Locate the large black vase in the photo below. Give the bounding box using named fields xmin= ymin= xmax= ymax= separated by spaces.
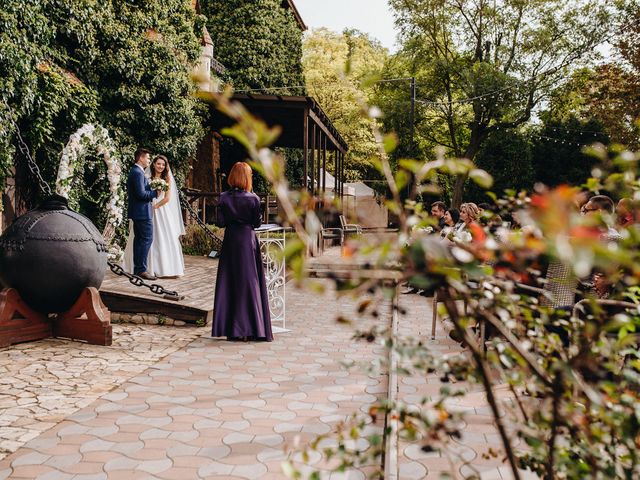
xmin=0 ymin=195 xmax=108 ymax=313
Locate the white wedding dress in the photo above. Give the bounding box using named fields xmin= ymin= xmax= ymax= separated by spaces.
xmin=123 ymin=169 xmax=185 ymax=277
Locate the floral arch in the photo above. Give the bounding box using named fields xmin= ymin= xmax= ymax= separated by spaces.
xmin=55 ymin=124 xmax=124 ymax=250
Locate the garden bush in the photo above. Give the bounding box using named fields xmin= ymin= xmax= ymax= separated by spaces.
xmin=181 ymin=224 xmax=222 ymax=256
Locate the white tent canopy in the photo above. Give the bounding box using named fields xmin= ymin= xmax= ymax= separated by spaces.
xmin=317 ymin=169 xmax=387 ymax=228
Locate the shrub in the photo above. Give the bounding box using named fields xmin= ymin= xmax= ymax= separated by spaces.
xmin=181 ymin=224 xmax=222 ymax=256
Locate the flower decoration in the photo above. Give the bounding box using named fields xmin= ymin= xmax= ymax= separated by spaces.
xmin=55 ymin=124 xmax=124 ymax=259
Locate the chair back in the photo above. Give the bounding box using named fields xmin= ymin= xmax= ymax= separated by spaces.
xmin=541 ymin=261 xmax=578 ymax=308
xmin=339 ymin=215 xmax=347 ymax=229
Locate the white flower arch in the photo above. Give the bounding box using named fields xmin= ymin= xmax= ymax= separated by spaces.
xmin=55 ymin=124 xmax=124 ymax=252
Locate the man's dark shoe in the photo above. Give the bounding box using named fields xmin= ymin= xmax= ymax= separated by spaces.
xmin=138 ymin=271 xmax=157 ymax=281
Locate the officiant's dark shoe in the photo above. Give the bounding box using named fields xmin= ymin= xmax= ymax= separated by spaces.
xmin=138 ymin=272 xmax=157 ymax=281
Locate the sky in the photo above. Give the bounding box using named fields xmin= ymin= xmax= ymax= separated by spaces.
xmin=294 ymin=0 xmax=399 ymax=52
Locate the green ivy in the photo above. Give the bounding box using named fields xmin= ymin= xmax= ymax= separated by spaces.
xmin=201 ymin=0 xmax=305 ymax=94
xmin=1 ymin=0 xmax=206 ymax=209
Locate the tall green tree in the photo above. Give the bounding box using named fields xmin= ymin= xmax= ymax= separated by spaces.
xmin=388 ymin=0 xmax=615 ymax=205
xmin=470 ymin=128 xmax=534 ymax=201
xmin=544 ymin=65 xmax=639 ymax=149
xmin=542 ymin=3 xmax=640 ymax=149
xmin=201 ymin=0 xmax=305 ymax=93
xmin=531 ymin=117 xmax=608 ymax=187
xmin=302 ymin=28 xmax=388 ymax=182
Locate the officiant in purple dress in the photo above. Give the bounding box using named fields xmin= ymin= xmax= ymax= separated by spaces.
xmin=212 ymin=162 xmax=273 ymax=342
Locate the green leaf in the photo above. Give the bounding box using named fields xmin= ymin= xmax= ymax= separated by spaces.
xmin=469 ymin=168 xmax=493 ymax=189
xmin=395 ymin=169 xmax=410 ymax=191
xmin=383 ymin=133 xmax=398 ymax=154
xmin=280 ymin=460 xmax=300 ymax=479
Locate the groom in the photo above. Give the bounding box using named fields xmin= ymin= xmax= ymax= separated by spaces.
xmin=127 ymin=148 xmax=160 ymax=280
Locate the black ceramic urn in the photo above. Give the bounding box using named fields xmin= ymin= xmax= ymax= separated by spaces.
xmin=0 ymin=195 xmax=108 ymax=313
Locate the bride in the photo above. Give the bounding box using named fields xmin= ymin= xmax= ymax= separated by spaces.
xmin=124 ymin=155 xmax=185 ymax=277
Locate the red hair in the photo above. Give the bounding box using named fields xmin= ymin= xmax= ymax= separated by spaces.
xmin=227 ymin=162 xmax=253 ymax=192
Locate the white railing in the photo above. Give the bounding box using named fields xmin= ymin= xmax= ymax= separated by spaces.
xmin=256 ymin=225 xmax=288 ymax=332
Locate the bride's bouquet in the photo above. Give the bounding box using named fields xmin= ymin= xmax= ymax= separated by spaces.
xmin=150 ymin=178 xmax=169 ymax=192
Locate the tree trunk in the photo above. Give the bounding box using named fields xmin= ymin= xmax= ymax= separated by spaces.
xmin=450 ymin=137 xmax=483 ymax=208
xmin=451 ymin=174 xmax=467 ymax=209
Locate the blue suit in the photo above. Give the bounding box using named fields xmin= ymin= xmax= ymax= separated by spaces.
xmin=127 ymin=165 xmax=157 ymax=275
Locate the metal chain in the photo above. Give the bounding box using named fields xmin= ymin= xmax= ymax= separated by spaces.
xmin=108 ymin=263 xmax=180 ymax=300
xmin=178 ymin=191 xmax=223 ymax=252
xmin=2 ymin=98 xmax=53 ymax=196
xmin=3 ymin=97 xmax=181 ymax=300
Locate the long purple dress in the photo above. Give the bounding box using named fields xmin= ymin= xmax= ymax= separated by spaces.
xmin=212 ymin=188 xmax=273 ymax=341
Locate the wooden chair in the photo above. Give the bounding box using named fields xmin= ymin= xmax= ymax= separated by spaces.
xmin=339 ymin=215 xmax=362 ymax=237
xmin=263 ymin=195 xmax=278 ymax=223
xmin=320 ymin=227 xmax=344 ymax=253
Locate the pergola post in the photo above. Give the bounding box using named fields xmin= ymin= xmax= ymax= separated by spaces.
xmin=310 ymin=123 xmax=316 ymax=195
xmin=322 ymin=135 xmax=327 ymax=195
xmin=337 ymin=151 xmax=341 ymax=201
xmin=316 ymin=127 xmax=322 ymax=197
xmin=333 ymin=150 xmax=338 ymax=194
xmin=303 ymin=108 xmax=308 ymax=191
xmin=340 ymin=152 xmax=345 ymax=204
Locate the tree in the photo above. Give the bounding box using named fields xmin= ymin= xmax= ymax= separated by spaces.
xmin=302 ymin=28 xmax=388 ymax=182
xmin=469 ymin=128 xmax=534 ymax=202
xmin=618 ymin=2 xmax=640 ymax=72
xmin=531 ymin=117 xmax=608 ymax=187
xmin=53 ymin=0 xmax=206 ymax=175
xmin=388 ymin=0 xmax=615 ymax=206
xmin=201 ymin=0 xmax=305 ymax=93
xmin=542 ymin=3 xmax=640 ymax=149
xmin=579 ymin=65 xmax=639 ymax=149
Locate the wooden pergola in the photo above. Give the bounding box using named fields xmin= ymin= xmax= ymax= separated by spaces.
xmin=210 ymin=93 xmax=349 ymax=200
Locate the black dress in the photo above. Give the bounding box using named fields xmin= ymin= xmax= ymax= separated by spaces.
xmin=211 ymin=188 xmax=273 ymax=341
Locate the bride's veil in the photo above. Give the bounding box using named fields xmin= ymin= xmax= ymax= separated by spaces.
xmin=145 ymin=164 xmax=186 ymax=237
xmin=167 ymin=167 xmax=186 ymax=237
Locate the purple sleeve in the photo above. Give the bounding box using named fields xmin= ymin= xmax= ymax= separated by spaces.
xmin=215 ymin=196 xmax=227 ymax=228
xmin=252 ymin=195 xmax=262 ymax=229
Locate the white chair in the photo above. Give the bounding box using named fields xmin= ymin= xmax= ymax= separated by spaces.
xmin=339 ymin=215 xmax=362 ymax=237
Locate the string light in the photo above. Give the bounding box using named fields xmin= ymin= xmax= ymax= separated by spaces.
xmin=415 ymin=85 xmax=519 ymax=107
xmin=535 ymin=134 xmax=601 ymax=148
xmin=546 ymin=126 xmax=607 ymax=135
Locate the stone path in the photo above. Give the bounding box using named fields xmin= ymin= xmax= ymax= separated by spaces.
xmin=0 ymin=274 xmax=539 ymax=479
xmin=0 ymin=325 xmax=203 ymax=462
xmin=0 ymin=281 xmax=386 ymax=479
xmin=394 ymin=293 xmax=538 ymax=480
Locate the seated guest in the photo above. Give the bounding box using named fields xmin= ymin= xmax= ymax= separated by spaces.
xmin=440 ymin=208 xmax=460 ymax=239
xmin=452 ymin=202 xmax=485 ymax=245
xmin=430 ymin=201 xmax=447 ymax=232
xmin=616 ymin=198 xmax=637 ymax=229
xmin=580 ymin=195 xmax=622 ymax=300
xmin=581 ymin=194 xmax=621 ymax=240
xmin=477 ymin=202 xmax=491 ymax=226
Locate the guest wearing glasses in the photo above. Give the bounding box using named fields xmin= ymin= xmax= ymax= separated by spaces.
xmin=580 ymin=195 xmax=621 ymax=241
